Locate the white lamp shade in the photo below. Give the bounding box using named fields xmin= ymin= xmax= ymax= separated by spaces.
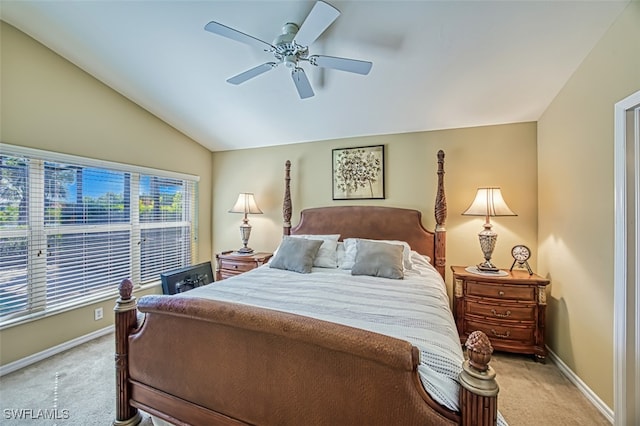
xmin=462 ymin=187 xmax=516 ymax=217
xmin=229 ymin=193 xmax=263 ymax=215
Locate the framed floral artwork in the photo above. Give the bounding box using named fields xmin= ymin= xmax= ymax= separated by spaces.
xmin=332 ymin=145 xmax=385 ymax=200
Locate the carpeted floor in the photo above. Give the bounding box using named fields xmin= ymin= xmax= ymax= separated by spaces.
xmin=0 ymin=332 xmax=610 ymax=425
xmin=490 ymin=353 xmax=611 ymax=425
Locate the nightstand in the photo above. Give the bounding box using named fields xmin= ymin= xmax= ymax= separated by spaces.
xmin=215 ymin=252 xmax=273 ymax=281
xmin=451 ymin=265 xmax=551 ymax=362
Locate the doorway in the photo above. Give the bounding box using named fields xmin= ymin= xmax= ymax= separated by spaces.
xmin=614 ymin=89 xmax=640 ymax=425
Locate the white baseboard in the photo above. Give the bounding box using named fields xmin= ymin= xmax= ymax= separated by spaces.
xmin=0 ymin=325 xmax=114 ymax=377
xmin=546 ymin=346 xmax=614 ymax=423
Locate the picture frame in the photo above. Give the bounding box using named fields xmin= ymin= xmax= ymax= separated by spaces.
xmin=332 ymin=145 xmax=385 ymax=200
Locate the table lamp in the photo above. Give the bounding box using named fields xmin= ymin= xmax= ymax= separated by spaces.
xmin=462 ymin=187 xmax=516 ymax=272
xmin=229 ymin=193 xmax=263 ymax=254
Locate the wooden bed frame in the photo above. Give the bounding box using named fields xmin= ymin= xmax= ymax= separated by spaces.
xmin=114 ymin=150 xmax=499 ymax=426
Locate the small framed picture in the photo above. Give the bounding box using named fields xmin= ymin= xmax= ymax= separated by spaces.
xmin=332 ymin=145 xmax=384 ymax=200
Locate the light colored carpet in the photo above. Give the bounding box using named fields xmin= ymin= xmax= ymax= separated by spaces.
xmin=491 ymin=353 xmax=611 ymax=425
xmin=0 ymin=333 xmax=151 ymax=426
xmin=0 ymin=332 xmax=610 ymax=425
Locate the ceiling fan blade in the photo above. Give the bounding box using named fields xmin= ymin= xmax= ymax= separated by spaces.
xmin=309 ymin=55 xmax=373 ymax=75
xmin=227 ymin=63 xmax=278 ymax=85
xmin=205 ymin=21 xmax=274 ymax=52
xmin=291 ymin=68 xmax=314 ymax=99
xmin=293 ymin=1 xmax=340 ymax=47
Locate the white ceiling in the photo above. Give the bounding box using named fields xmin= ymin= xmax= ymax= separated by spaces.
xmin=1 ymin=1 xmax=629 ymax=152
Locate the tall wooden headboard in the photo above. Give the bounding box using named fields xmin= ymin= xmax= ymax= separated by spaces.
xmin=281 ymin=150 xmax=447 ymax=278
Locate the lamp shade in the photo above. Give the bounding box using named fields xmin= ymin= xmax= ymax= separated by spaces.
xmin=462 ymin=187 xmax=516 ymax=217
xmin=229 ymin=193 xmax=263 ymax=215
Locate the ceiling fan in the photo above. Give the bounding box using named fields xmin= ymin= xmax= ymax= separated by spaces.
xmin=204 ymin=0 xmax=373 ymax=99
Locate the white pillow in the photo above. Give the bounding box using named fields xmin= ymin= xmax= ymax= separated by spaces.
xmin=290 ymin=234 xmax=340 ymax=268
xmin=411 ymin=251 xmax=431 ymax=267
xmin=339 ymin=238 xmax=358 ymax=270
xmin=340 ymin=238 xmax=413 ymax=270
xmin=336 ymin=242 xmax=346 ymax=267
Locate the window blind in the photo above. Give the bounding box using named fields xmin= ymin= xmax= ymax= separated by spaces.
xmin=139 ymin=176 xmax=196 ymax=283
xmin=0 ymin=145 xmax=198 ymax=325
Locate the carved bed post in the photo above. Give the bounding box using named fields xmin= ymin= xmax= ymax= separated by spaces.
xmin=434 ymin=150 xmax=447 ymax=278
xmin=459 ymin=331 xmax=499 ymax=426
xmin=114 ymin=279 xmax=142 ymax=426
xmin=283 ymin=160 xmax=292 ymax=236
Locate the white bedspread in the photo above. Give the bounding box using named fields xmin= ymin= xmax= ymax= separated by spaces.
xmin=186 ymin=253 xmax=463 ymax=409
xmin=185 ymin=253 xmax=506 ymax=424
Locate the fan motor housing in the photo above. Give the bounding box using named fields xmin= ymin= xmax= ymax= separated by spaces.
xmin=283 ymin=55 xmax=298 ymax=68
xmin=273 ymin=22 xmax=308 ymax=63
xmin=273 ymin=23 xmax=298 ymax=45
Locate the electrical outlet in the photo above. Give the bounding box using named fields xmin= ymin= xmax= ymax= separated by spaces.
xmin=94 ymin=307 xmax=103 ymax=321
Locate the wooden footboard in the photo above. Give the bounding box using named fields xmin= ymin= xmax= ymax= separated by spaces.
xmin=115 ymin=282 xmax=499 ymax=426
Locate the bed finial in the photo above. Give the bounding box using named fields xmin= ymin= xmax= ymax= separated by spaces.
xmin=114 ymin=279 xmax=142 ymax=425
xmin=458 ymin=330 xmax=499 ymax=425
xmin=283 ymin=160 xmax=292 ymax=236
xmin=433 ymin=150 xmax=447 ymax=278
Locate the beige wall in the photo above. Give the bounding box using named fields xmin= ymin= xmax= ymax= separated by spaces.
xmin=0 ymin=21 xmax=213 ymax=364
xmin=537 ymin=1 xmax=640 ymax=410
xmin=213 ymin=122 xmax=539 ymax=296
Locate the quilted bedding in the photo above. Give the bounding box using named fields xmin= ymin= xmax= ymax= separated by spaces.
xmin=186 ymin=252 xmax=465 ymax=411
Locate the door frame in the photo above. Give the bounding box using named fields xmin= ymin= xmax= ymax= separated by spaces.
xmin=613 ymin=89 xmax=640 ymax=425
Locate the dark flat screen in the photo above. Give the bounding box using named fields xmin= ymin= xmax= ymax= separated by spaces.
xmin=160 ymin=261 xmax=213 ymax=295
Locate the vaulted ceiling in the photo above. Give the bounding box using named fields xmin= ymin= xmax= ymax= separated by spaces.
xmin=1 ymin=1 xmax=629 ymax=152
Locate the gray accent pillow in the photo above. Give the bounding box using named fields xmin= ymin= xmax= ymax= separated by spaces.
xmin=351 ymin=239 xmax=404 ymax=279
xmin=290 ymin=234 xmax=340 ymax=268
xmin=269 ymin=236 xmax=323 ymax=274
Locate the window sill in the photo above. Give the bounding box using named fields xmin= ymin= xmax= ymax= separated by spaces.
xmin=0 ymin=281 xmax=162 ymax=330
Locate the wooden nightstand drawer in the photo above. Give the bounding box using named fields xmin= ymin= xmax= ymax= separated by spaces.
xmin=452 ymin=265 xmax=550 ymax=362
xmin=465 ymin=300 xmax=536 ymax=322
xmin=219 ymin=259 xmax=256 ymax=273
xmin=466 ymin=281 xmax=536 ymax=301
xmin=219 ymin=269 xmax=243 ymax=280
xmin=216 ymin=252 xmax=273 ymax=281
xmin=465 ymin=319 xmax=535 ymax=343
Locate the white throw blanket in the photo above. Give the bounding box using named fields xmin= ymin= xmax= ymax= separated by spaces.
xmin=186 ymin=253 xmax=506 ymax=424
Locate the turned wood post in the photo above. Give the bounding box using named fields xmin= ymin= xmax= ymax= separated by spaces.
xmin=113 ymin=278 xmax=142 ymax=426
xmin=283 ymin=160 xmax=292 ymax=236
xmin=434 ymin=150 xmax=447 ymax=278
xmin=459 ymin=331 xmax=499 ymax=426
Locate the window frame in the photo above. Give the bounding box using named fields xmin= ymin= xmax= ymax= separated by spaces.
xmin=0 ymin=143 xmax=199 ymax=327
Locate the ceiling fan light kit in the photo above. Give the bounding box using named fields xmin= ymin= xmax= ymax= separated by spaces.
xmin=204 ymin=0 xmax=372 ymax=99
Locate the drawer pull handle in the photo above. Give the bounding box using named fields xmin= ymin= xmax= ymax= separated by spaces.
xmin=233 ymin=265 xmax=238 ymax=269
xmin=491 ymin=309 xmax=512 ymax=318
xmin=498 ymin=290 xmax=505 ymax=296
xmin=490 ymin=329 xmax=511 ymax=338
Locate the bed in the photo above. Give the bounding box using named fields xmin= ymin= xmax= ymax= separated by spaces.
xmin=114 ymin=150 xmax=501 ymax=426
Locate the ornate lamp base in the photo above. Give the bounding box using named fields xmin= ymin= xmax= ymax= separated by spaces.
xmin=476 ymin=224 xmax=499 ymax=272
xmin=476 ymin=260 xmax=499 ymax=272
xmin=237 ymin=221 xmax=254 ymax=254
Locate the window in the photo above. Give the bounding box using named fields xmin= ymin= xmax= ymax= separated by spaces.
xmin=139 ymin=175 xmax=195 ymax=282
xmin=0 ymin=144 xmax=198 ymax=325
